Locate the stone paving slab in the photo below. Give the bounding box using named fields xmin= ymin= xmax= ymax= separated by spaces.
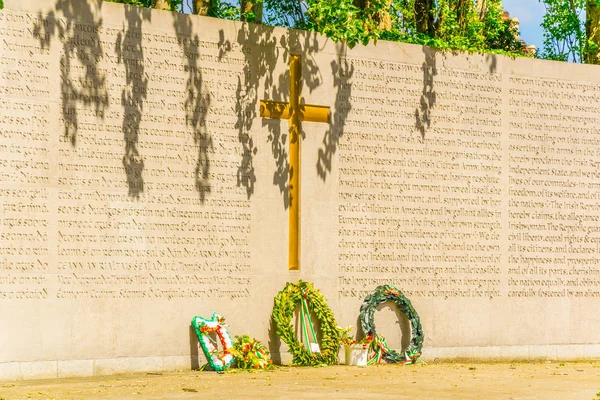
xmin=1 ymin=362 xmax=599 ymax=400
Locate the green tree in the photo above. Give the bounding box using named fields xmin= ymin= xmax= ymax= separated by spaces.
xmin=539 ymin=0 xmax=585 ymax=62
xmin=481 ymin=1 xmax=524 ymax=53
xmin=354 ymin=0 xmax=392 ymax=31
xmin=380 ymin=0 xmax=523 ymax=54
xmin=99 ymin=0 xmax=528 ymax=55
xmin=191 ymin=0 xmax=210 ymax=15
xmin=538 ymin=0 xmax=600 ymax=64
xmin=585 ymin=0 xmax=600 ymax=63
xmin=241 ymin=0 xmax=262 ymax=22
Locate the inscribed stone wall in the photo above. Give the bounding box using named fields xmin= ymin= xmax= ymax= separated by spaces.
xmin=2 ymin=0 xmax=600 ymax=380
xmin=336 ymin=58 xmax=504 ymax=302
xmin=507 ymin=76 xmax=600 ymax=299
xmin=0 ymin=1 xmax=291 ymax=377
xmin=331 ymin=53 xmax=600 ymax=349
xmin=0 ymin=10 xmax=258 ymax=303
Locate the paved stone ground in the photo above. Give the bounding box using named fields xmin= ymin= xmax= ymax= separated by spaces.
xmin=1 ymin=362 xmax=599 ymax=400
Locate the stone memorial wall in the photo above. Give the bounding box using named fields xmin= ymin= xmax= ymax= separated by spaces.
xmin=1 ymin=0 xmax=600 ymax=379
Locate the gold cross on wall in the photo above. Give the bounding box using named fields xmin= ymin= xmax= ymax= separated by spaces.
xmin=260 ymin=55 xmax=330 ymax=271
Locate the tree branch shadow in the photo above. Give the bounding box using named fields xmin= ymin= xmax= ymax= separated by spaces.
xmin=219 ymin=24 xmax=327 ymax=210
xmin=173 ymin=11 xmax=212 ymax=202
xmin=33 ymin=0 xmax=108 ymax=147
xmin=415 ymin=46 xmax=437 ymax=140
xmin=34 ymin=0 xmax=150 ymax=198
xmin=316 ymin=43 xmax=353 ymax=181
xmin=116 ymin=5 xmax=152 ymax=197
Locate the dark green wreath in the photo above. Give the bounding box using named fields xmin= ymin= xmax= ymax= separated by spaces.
xmin=360 ymin=285 xmax=424 ymax=363
xmin=272 ymin=280 xmax=341 ymax=366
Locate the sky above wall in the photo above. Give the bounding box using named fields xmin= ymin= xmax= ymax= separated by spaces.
xmin=503 ymin=0 xmax=546 ymax=51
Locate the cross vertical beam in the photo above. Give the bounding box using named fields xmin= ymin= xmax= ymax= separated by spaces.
xmin=259 ymin=55 xmax=330 ymax=271
xmin=288 ymin=54 xmax=301 ymax=271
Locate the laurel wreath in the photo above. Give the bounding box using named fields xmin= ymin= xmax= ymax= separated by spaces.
xmin=359 ymin=285 xmax=424 ymax=363
xmin=272 ymin=280 xmax=341 ymax=366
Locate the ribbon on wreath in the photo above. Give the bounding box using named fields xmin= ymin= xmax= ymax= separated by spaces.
xmin=300 ymin=287 xmax=321 ymax=354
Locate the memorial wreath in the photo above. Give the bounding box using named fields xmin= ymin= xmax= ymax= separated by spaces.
xmin=192 ymin=313 xmax=235 ymax=371
xmin=272 ymin=280 xmax=341 ymax=366
xmin=359 ymin=285 xmax=424 ymax=364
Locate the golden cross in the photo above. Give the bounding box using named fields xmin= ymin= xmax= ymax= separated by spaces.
xmin=260 ymin=55 xmax=330 ymax=271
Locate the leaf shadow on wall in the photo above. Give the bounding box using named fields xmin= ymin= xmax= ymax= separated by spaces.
xmin=33 ymin=2 xmax=214 ymax=200
xmin=415 ymin=46 xmax=437 ymax=140
xmin=33 ymin=0 xmax=109 ymax=146
xmin=316 ymin=44 xmax=353 ymax=182
xmin=173 ymin=12 xmax=212 ymax=203
xmin=116 ymin=5 xmax=152 ymax=198
xmin=34 ymin=0 xmax=148 ymax=198
xmin=486 ymin=53 xmax=498 ymax=74
xmin=217 ymin=23 xmax=280 ymax=202
xmin=276 ymin=31 xmax=324 ymax=210
xmin=218 ymin=25 xmax=323 ymax=210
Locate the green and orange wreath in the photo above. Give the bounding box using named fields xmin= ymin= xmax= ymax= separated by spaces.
xmin=272 ymin=280 xmax=341 ymax=366
xmin=359 ymin=285 xmax=424 ymax=364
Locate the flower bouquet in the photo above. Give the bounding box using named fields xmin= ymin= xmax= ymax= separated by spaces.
xmin=230 ymin=335 xmax=273 ymax=370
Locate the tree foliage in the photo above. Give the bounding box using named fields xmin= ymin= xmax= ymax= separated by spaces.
xmin=257 ymin=0 xmax=526 ymax=53
xmin=210 ymin=0 xmax=240 ymax=20
xmin=105 ymin=0 xmax=181 ymax=11
xmin=585 ymin=0 xmax=600 ymax=63
xmin=2 ymin=0 xmax=598 ymax=61
xmin=538 ymin=0 xmax=600 ymax=64
xmin=539 ymin=0 xmax=586 ymax=62
xmin=382 ymin=0 xmax=524 ymax=53
xmin=88 ymin=0 xmax=527 ymax=55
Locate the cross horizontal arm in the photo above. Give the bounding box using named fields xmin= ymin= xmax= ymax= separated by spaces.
xmin=260 ymin=100 xmax=290 ymax=119
xmin=299 ymin=105 xmax=329 ymax=123
xmin=260 ymin=100 xmax=329 ymax=123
